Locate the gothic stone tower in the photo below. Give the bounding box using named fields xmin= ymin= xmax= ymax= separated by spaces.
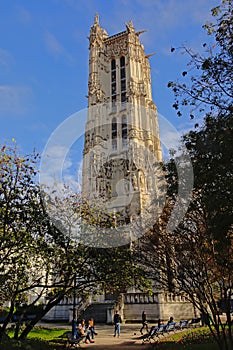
xmin=46 ymin=17 xmax=196 ymax=324
xmin=82 ymin=15 xmax=162 ymax=233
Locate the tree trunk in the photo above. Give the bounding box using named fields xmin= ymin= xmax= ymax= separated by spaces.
xmin=0 ymin=301 xmax=15 ymax=340
xmin=18 ymin=292 xmax=66 ymax=340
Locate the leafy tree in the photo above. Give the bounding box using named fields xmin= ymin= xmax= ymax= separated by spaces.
xmin=183 ymin=114 xmax=232 ymax=241
xmin=0 ymin=143 xmax=145 ymax=341
xmin=0 ymin=143 xmax=75 ymax=339
xmin=134 ymin=2 xmax=233 ymax=350
xmin=168 ymin=0 xmax=232 ymax=119
xmin=133 ymin=154 xmax=232 ymax=350
xmin=168 ymin=0 xmax=233 ymax=268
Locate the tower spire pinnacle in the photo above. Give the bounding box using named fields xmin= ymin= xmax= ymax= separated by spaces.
xmin=94 ymin=13 xmax=99 ymax=26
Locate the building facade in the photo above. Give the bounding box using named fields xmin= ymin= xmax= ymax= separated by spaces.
xmin=82 ymin=15 xmax=162 ymax=235
xmin=45 ymin=16 xmax=196 ymax=323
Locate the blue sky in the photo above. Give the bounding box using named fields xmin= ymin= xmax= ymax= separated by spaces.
xmin=0 ymin=0 xmax=219 ymax=157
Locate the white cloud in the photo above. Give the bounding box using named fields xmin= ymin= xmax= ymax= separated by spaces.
xmin=106 ymin=0 xmax=219 ymax=47
xmin=44 ymin=31 xmax=74 ymax=63
xmin=17 ymin=6 xmax=32 ymax=25
xmin=44 ymin=31 xmax=64 ymax=56
xmin=133 ymin=0 xmax=217 ymax=25
xmin=40 ymin=144 xmax=82 ymax=196
xmin=176 ymin=115 xmax=206 ymax=136
xmin=43 ymin=145 xmax=72 ymax=171
xmin=0 ymin=49 xmax=14 ymax=69
xmin=0 ymin=85 xmax=32 ymax=116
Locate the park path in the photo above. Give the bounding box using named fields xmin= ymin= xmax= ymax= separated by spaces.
xmin=39 ymin=322 xmax=153 ymax=349
xmin=80 ymin=323 xmax=153 ymax=350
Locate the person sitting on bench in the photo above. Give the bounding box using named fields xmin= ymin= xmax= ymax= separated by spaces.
xmin=78 ymin=319 xmax=94 ymax=344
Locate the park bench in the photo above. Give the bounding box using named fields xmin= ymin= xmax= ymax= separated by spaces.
xmin=142 ymin=321 xmax=177 ymax=343
xmin=165 ymin=321 xmax=176 ymax=333
xmin=155 ymin=324 xmax=166 ymax=336
xmin=142 ymin=324 xmax=167 ymax=343
xmin=189 ymin=317 xmax=201 ymax=328
xmin=179 ymin=319 xmax=189 ymax=329
xmin=64 ymin=331 xmax=84 ymax=348
xmin=141 ymin=326 xmax=159 ymax=343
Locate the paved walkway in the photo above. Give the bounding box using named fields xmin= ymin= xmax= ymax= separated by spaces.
xmin=39 ymin=322 xmax=153 ymax=349
xmin=81 ymin=324 xmax=152 ymax=349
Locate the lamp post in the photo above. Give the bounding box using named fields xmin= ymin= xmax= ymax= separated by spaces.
xmin=72 ymin=273 xmax=77 ymax=338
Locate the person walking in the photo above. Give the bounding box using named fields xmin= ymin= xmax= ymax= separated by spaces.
xmin=140 ymin=310 xmax=149 ymax=334
xmin=88 ymin=317 xmax=98 ymax=339
xmin=113 ymin=310 xmax=121 ymax=337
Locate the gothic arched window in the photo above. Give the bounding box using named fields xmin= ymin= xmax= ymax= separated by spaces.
xmin=112 ymin=117 xmax=117 ymax=150
xmin=111 ymin=59 xmax=117 ymax=109
xmin=122 ymin=115 xmax=127 ymax=148
xmin=120 ymin=56 xmax=126 ymax=103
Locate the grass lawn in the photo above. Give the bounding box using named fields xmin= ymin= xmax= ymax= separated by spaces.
xmin=152 ymin=327 xmax=221 ymax=350
xmin=155 ymin=341 xmax=220 ymax=350
xmin=26 ymin=327 xmax=68 ymax=341
xmin=2 ymin=327 xmax=68 ymax=350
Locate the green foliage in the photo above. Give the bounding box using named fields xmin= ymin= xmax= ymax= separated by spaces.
xmin=183 ymin=113 xmax=233 ymax=241
xmin=175 ymin=328 xmax=216 ymax=346
xmin=168 ymin=0 xmax=233 ymax=119
xmin=0 ymin=143 xmax=52 ymax=303
xmin=0 ymin=334 xmax=53 ymax=350
xmin=137 ymin=2 xmax=233 ymax=350
xmin=157 ymin=328 xmax=221 ymax=350
xmin=0 ymin=143 xmax=145 ymax=341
